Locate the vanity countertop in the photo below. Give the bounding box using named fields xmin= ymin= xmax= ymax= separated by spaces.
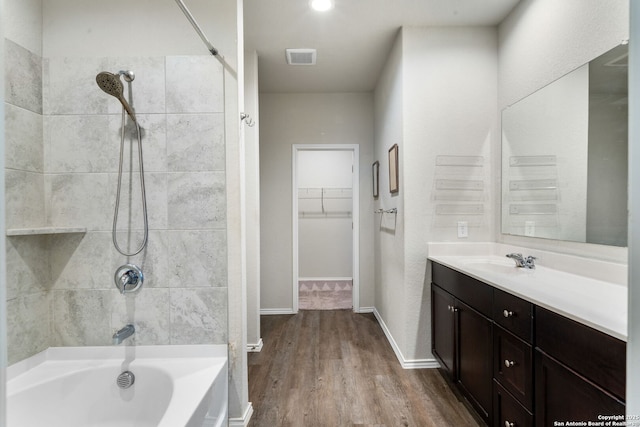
xmin=428 ymin=247 xmax=627 ymax=342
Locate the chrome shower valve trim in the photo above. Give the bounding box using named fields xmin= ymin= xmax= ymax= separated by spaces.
xmin=114 ymin=264 xmax=144 ymax=294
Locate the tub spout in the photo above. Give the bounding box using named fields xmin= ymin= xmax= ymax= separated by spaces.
xmin=113 ymin=324 xmax=135 ymax=345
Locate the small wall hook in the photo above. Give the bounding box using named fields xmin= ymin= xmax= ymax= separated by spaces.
xmin=240 ymin=112 xmax=255 ymax=127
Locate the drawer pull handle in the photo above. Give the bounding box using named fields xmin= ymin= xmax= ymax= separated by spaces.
xmin=503 ymin=310 xmax=514 ymax=318
xmin=504 ymin=359 xmax=515 ymax=368
xmin=505 ymin=421 xmax=515 ymax=427
xmin=447 ymin=305 xmax=458 ymax=313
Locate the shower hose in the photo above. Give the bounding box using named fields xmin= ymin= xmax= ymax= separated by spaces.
xmin=112 ymin=110 xmax=149 ymax=256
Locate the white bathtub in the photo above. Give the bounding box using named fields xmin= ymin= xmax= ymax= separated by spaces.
xmin=7 ymin=345 xmax=228 ymax=427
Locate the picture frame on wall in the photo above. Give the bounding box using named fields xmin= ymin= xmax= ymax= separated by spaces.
xmin=372 ymin=161 xmax=379 ymax=198
xmin=388 ymin=144 xmax=399 ymax=193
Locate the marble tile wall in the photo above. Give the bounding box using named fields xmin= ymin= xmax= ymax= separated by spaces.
xmin=45 ymin=54 xmax=228 ymax=348
xmin=4 ymin=38 xmax=49 ymax=364
xmin=4 ymin=44 xmax=229 ymax=363
xmin=5 ymin=39 xmax=44 ymax=230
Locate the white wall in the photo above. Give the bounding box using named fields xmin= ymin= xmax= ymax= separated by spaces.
xmin=374 ymin=26 xmax=497 ymax=365
xmin=226 ymin=0 xmax=248 ymax=423
xmin=373 ymin=29 xmax=406 ymax=358
xmin=245 ymin=50 xmax=262 ymax=351
xmin=42 ymin=0 xmax=237 ymax=59
xmin=260 ymin=93 xmax=375 ymax=312
xmin=406 ymin=26 xmax=497 ymax=361
xmin=498 ymin=0 xmax=629 ymax=261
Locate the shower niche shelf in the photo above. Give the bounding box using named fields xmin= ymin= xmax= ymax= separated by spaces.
xmin=6 ymin=227 xmax=87 ymax=237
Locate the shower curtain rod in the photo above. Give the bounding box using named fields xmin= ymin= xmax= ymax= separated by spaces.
xmin=174 ymin=0 xmax=222 ymax=58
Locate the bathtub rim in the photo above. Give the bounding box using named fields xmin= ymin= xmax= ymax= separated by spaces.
xmin=7 ymin=344 xmax=228 ymax=380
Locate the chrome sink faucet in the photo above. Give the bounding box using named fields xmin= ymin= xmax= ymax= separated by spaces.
xmin=113 ymin=324 xmax=135 ymax=345
xmin=506 ymin=253 xmax=536 ymax=269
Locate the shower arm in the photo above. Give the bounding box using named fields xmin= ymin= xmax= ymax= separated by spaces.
xmin=174 ymin=0 xmax=223 ymax=58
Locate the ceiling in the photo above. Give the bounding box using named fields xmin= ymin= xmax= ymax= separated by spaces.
xmin=243 ymin=0 xmax=521 ymax=93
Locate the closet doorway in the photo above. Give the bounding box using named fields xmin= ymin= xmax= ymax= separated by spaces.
xmin=292 ymin=145 xmax=360 ymax=312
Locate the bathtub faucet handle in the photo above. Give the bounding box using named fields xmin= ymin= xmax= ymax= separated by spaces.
xmin=114 ymin=264 xmax=144 ymax=294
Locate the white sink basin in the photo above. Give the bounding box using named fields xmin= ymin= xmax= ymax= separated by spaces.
xmin=459 ymin=257 xmax=532 ymax=275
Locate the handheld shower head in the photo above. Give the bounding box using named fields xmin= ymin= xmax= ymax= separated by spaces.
xmin=96 ymin=71 xmax=137 ymax=122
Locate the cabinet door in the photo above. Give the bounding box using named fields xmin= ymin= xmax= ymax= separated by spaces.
xmin=431 ymin=284 xmax=456 ymax=378
xmin=536 ymin=306 xmax=625 ymax=400
xmin=535 ymin=350 xmax=625 ymax=427
xmin=458 ymin=300 xmax=493 ymax=425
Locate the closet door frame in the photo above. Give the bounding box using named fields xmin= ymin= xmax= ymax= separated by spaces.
xmin=292 ymin=144 xmax=360 ymax=313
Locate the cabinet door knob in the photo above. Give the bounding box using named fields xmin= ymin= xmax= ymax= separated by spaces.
xmin=504 ymin=359 xmax=515 ymax=368
xmin=447 ymin=305 xmax=453 ymax=312
xmin=505 ymin=421 xmax=515 ymax=427
xmin=503 ymin=309 xmax=514 ymax=318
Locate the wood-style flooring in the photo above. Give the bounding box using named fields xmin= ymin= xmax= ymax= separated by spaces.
xmin=248 ymin=310 xmax=482 ymax=427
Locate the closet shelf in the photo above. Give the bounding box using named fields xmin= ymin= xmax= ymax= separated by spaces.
xmin=299 ymin=211 xmax=352 ymax=217
xmin=6 ymin=227 xmax=87 ymax=236
xmin=297 ymin=187 xmax=353 ymax=200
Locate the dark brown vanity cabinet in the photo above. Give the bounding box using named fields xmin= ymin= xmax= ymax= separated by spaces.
xmin=432 ymin=264 xmax=493 ymax=425
xmin=430 ymin=261 xmax=627 ymax=427
xmin=535 ymin=306 xmax=625 ymax=426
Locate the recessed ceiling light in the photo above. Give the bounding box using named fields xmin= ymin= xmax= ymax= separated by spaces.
xmin=310 ymin=0 xmax=334 ymax=12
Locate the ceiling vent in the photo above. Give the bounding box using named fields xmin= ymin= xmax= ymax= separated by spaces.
xmin=286 ymin=48 xmax=317 ymax=65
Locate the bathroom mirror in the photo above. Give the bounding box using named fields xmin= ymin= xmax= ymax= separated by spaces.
xmin=501 ymin=43 xmax=628 ymax=247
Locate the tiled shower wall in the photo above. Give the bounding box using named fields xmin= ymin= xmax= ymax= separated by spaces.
xmin=5 ymin=39 xmax=48 ymax=363
xmin=5 ymin=38 xmax=228 ymax=364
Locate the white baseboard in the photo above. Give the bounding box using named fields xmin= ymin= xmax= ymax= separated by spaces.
xmin=229 ymin=402 xmax=253 ymax=427
xmin=247 ymin=338 xmax=263 ymax=352
xmin=356 ymin=306 xmax=375 ymax=313
xmin=298 ymin=277 xmax=353 ymax=282
xmin=260 ymin=308 xmax=295 ymax=315
xmin=372 ymin=308 xmax=440 ymax=370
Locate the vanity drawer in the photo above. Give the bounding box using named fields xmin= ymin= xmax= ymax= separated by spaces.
xmin=493 ymin=288 xmax=533 ymax=343
xmin=431 ymin=263 xmax=493 ymax=317
xmin=535 ymin=306 xmax=626 ymax=400
xmin=494 ymin=325 xmax=533 ymax=410
xmin=493 ymin=380 xmax=533 ymax=427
